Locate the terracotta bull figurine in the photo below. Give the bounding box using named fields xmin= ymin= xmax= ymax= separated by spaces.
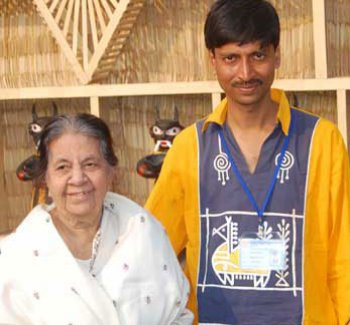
xmin=16 ymin=103 xmax=58 ymax=207
xmin=136 ymin=106 xmax=184 ymax=179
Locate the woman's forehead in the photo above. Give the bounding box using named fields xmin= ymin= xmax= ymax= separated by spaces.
xmin=48 ymin=133 xmax=101 ymax=157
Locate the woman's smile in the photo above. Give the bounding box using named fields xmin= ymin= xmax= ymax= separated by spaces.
xmin=45 ymin=133 xmax=112 ymax=220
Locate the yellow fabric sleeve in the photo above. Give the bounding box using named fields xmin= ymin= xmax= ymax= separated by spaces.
xmin=304 ymin=118 xmax=350 ymax=324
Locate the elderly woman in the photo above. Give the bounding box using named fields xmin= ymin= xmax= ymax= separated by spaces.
xmin=0 ymin=113 xmax=193 ymax=325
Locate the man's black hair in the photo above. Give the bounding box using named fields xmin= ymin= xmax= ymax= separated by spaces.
xmin=204 ymin=0 xmax=280 ymax=51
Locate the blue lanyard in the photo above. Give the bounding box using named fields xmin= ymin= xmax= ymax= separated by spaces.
xmin=218 ymin=112 xmax=294 ymax=223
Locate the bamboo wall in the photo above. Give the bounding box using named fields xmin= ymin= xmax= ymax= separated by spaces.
xmin=0 ymin=0 xmax=349 ymax=233
xmin=0 ymin=0 xmax=349 ymax=87
xmin=0 ymin=12 xmax=79 ymax=87
xmin=0 ymin=0 xmax=348 ymax=87
xmin=286 ymin=91 xmax=337 ymax=123
xmin=105 ymin=0 xmax=214 ymax=83
xmin=325 ymin=0 xmax=350 ymax=77
xmin=272 ymin=0 xmax=314 ymax=79
xmin=108 ymin=0 xmax=316 ymax=83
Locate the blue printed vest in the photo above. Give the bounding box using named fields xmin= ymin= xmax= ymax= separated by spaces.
xmin=196 ymin=108 xmax=319 ymax=325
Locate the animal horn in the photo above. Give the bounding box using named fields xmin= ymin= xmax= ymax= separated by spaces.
xmin=52 ymin=102 xmax=58 ymax=116
xmin=173 ymin=106 xmax=179 ymax=121
xmin=155 ymin=106 xmax=160 ymax=120
xmin=292 ymin=93 xmax=299 ymax=108
xmin=32 ymin=104 xmax=38 ymax=121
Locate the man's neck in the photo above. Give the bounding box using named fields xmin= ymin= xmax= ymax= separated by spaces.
xmin=225 ymin=97 xmax=279 ymax=174
xmin=226 ymin=97 xmax=278 ymax=132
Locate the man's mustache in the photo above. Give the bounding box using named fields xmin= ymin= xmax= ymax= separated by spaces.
xmin=231 ymin=79 xmax=263 ymax=87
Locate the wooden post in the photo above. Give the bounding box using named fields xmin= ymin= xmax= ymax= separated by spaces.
xmin=312 ymin=0 xmax=328 ymax=78
xmin=90 ymin=96 xmax=100 ymax=117
xmin=337 ymin=89 xmax=347 ymax=148
xmin=211 ymin=92 xmax=222 ymax=111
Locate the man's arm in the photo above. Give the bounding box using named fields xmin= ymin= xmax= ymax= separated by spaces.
xmin=145 ymin=131 xmax=189 ymax=255
xmin=328 ymin=126 xmax=350 ymax=324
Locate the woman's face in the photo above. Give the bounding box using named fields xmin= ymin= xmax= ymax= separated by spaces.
xmin=45 ymin=132 xmax=113 ymax=220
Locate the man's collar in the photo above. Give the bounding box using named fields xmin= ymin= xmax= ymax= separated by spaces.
xmin=202 ymin=88 xmax=291 ymax=135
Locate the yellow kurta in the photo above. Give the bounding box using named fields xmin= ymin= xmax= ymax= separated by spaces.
xmin=146 ymin=89 xmax=350 ymax=324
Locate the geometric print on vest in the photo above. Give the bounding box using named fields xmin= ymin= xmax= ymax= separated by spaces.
xmin=198 ymin=208 xmax=303 ymax=293
xmin=197 ymin=209 xmax=304 ymax=325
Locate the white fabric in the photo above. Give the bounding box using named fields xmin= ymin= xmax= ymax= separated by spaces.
xmin=0 ymin=192 xmax=193 ymax=325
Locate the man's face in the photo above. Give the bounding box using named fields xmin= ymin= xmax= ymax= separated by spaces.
xmin=210 ymin=41 xmax=280 ymax=108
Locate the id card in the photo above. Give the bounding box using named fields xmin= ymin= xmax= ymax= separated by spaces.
xmin=239 ymin=233 xmax=287 ymax=271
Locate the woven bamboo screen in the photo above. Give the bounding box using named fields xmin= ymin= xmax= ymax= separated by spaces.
xmin=0 ymin=0 xmax=342 ymax=86
xmin=286 ymin=91 xmax=337 ymax=123
xmin=270 ymin=0 xmax=314 ymax=79
xmin=325 ymin=0 xmax=350 ymax=77
xmin=0 ymin=12 xmax=79 ymax=88
xmin=0 ymin=0 xmax=346 ymax=234
xmin=106 ymin=0 xmax=315 ymax=84
xmin=0 ymin=0 xmax=34 ymax=16
xmin=105 ymin=0 xmax=214 ymax=83
xmin=1 ymin=0 xmax=349 ymax=86
xmin=0 ymin=99 xmax=90 ymax=233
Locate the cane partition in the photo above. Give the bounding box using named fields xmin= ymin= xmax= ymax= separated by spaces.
xmin=0 ymin=0 xmax=349 ymax=233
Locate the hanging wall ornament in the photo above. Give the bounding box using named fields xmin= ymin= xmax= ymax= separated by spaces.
xmin=32 ymin=0 xmax=146 ymax=84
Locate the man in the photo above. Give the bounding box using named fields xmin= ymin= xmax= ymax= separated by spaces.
xmin=146 ymin=0 xmax=350 ymax=324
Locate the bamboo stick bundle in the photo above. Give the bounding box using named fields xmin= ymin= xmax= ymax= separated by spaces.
xmin=107 ymin=0 xmax=214 ymax=84
xmin=325 ymin=0 xmax=350 ymax=77
xmin=0 ymin=0 xmax=35 ymax=16
xmin=7 ymin=195 xmax=32 ymax=229
xmin=0 ymin=12 xmax=79 ymax=88
xmin=273 ymin=0 xmax=314 ymax=79
xmin=1 ymin=100 xmax=33 ymax=230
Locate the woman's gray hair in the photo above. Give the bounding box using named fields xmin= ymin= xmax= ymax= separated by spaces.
xmin=34 ymin=113 xmax=118 ymax=183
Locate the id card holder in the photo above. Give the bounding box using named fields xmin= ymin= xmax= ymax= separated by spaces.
xmin=239 ymin=232 xmax=287 ymax=271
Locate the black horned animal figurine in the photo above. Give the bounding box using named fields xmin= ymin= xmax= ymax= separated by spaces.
xmin=16 ymin=103 xmax=58 ymax=207
xmin=136 ymin=106 xmax=184 ymax=179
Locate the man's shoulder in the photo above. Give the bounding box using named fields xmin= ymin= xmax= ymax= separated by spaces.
xmin=172 ymin=117 xmax=210 ymax=147
xmin=292 ymin=107 xmax=340 ymax=135
xmin=175 ymin=122 xmax=198 ymax=140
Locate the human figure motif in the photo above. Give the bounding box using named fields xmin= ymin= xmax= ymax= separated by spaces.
xmin=136 ymin=106 xmax=183 ymax=179
xmin=16 ymin=103 xmax=58 ymax=207
xmin=146 ymin=1 xmax=350 ymax=324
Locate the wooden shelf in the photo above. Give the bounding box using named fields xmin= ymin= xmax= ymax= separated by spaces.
xmin=1 ymin=78 xmax=349 ymax=147
xmin=1 ymin=78 xmax=350 ymax=101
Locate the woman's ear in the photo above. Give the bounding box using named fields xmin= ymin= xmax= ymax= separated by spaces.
xmin=108 ymin=166 xmax=115 ymax=188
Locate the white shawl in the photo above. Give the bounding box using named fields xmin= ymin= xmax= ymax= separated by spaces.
xmin=0 ymin=192 xmax=193 ymax=325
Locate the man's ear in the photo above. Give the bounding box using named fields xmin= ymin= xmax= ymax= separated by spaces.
xmin=209 ymin=49 xmax=216 ymax=66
